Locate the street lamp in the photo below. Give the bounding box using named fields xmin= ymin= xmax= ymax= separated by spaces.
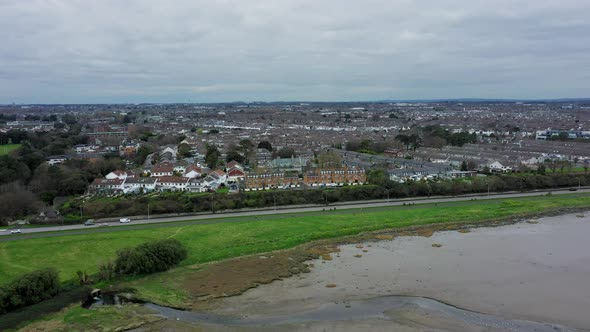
xmin=148 ymin=202 xmax=150 ymax=220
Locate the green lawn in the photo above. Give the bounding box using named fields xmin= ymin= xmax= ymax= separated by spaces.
xmin=546 ymin=166 xmax=587 ymax=173
xmin=2 ymin=193 xmax=590 ymax=287
xmin=0 ymin=144 xmax=21 ymax=155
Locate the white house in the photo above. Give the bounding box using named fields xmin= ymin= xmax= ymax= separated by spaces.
xmin=183 ymin=165 xmax=202 ymax=178
xmin=156 ymin=176 xmax=190 ymax=191
xmin=150 ymin=164 xmax=174 ymax=177
xmin=105 ymin=170 xmax=128 ymax=180
xmin=159 ymin=146 xmax=178 ymax=163
xmin=172 ymin=160 xmax=190 ymax=173
xmin=122 ymin=178 xmax=158 ymax=193
xmin=186 ymin=178 xmax=207 ymax=192
xmin=203 ymin=170 xmax=227 ymax=189
xmin=89 ymin=178 xmax=124 ymax=193
xmin=488 ymin=161 xmax=512 ymax=173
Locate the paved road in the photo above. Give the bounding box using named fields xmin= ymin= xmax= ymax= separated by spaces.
xmin=1 ymin=188 xmax=588 ymax=240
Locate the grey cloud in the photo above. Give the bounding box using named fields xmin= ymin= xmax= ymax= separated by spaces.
xmin=0 ymin=0 xmax=589 ymax=103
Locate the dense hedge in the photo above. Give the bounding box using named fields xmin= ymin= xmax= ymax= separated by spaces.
xmin=115 ymin=239 xmax=187 ymax=276
xmin=61 ymin=172 xmax=590 ymax=220
xmin=0 ymin=268 xmax=60 ymax=314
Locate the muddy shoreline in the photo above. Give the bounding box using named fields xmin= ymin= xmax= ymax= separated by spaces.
xmin=126 ymin=207 xmax=590 ymax=331
xmin=11 ymin=206 xmax=589 ymax=332
xmin=134 ymin=206 xmax=588 ymax=311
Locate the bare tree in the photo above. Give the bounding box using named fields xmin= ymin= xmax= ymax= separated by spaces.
xmin=0 ymin=182 xmax=43 ymax=225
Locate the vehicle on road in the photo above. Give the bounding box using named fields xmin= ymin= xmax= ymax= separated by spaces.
xmin=10 ymin=229 xmax=22 ymax=234
xmin=84 ymin=219 xmax=95 ymax=226
xmin=119 ymin=218 xmax=131 ymax=223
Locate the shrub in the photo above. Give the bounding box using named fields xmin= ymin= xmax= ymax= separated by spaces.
xmin=97 ymin=261 xmax=116 ymax=281
xmin=0 ymin=268 xmax=60 ymax=314
xmin=114 ymin=239 xmax=187 ymax=276
xmin=76 ymin=270 xmax=90 ymax=285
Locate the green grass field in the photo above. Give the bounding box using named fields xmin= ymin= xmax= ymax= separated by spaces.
xmin=0 ymin=144 xmax=21 ymax=155
xmin=2 ymin=193 xmax=590 ymax=287
xmin=547 ymin=166 xmax=587 ymax=173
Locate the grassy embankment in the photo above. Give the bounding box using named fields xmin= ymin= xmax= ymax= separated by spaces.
xmin=4 ymin=193 xmax=590 ymax=331
xmin=12 ymin=304 xmax=162 ymax=332
xmin=2 ymin=193 xmax=590 ymax=289
xmin=0 ymin=143 xmax=21 ymax=155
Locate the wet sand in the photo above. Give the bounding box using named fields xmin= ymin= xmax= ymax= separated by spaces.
xmin=169 ymin=212 xmax=590 ymax=331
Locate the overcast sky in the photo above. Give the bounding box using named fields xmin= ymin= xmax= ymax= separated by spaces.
xmin=1 ymin=0 xmax=589 ymax=103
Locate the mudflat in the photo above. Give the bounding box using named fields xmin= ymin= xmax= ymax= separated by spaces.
xmin=173 ymin=212 xmax=590 ymax=331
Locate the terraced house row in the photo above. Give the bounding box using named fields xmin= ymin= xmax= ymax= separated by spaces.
xmin=89 ymin=175 xmax=209 ymax=194
xmin=90 ymin=160 xmax=367 ymax=194
xmin=244 ymin=166 xmax=366 ymax=191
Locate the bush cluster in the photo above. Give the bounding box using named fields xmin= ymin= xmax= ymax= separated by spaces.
xmin=0 ymin=268 xmax=60 ymax=314
xmin=114 ymin=238 xmax=188 ymax=276
xmin=1 ymin=240 xmax=188 ymax=314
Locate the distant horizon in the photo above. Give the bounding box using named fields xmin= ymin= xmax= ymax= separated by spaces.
xmin=2 ymin=1 xmax=589 ymax=104
xmin=2 ymin=97 xmax=590 ymax=106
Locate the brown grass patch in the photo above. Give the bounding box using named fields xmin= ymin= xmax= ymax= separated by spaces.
xmin=374 ymin=234 xmax=394 ymax=240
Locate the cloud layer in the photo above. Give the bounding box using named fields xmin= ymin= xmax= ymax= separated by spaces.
xmin=1 ymin=0 xmax=589 ymax=103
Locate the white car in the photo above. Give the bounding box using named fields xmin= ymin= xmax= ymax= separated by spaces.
xmin=119 ymin=218 xmax=131 ymax=223
xmin=10 ymin=229 xmax=22 ymax=234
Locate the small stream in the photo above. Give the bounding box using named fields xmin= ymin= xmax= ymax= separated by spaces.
xmin=141 ymin=295 xmax=575 ymax=331
xmin=83 ymin=291 xmax=144 ymax=309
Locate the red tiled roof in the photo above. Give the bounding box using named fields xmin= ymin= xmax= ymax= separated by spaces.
xmin=151 ymin=165 xmax=174 ymax=173
xmin=156 ymin=176 xmax=189 ymax=184
xmin=228 ymin=168 xmax=245 ymax=176
xmin=185 ymin=165 xmax=202 ymax=173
